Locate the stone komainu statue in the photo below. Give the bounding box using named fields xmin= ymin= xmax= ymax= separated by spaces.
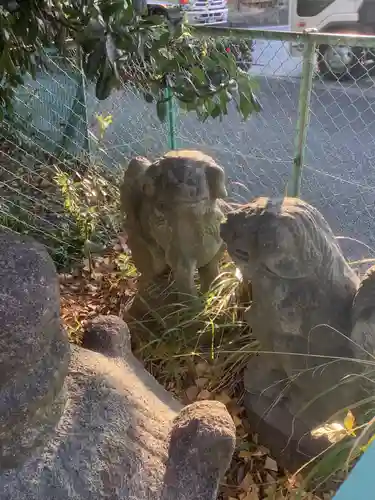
xmin=220 ymin=196 xmax=375 ymax=430
xmin=0 ymin=230 xmax=236 ymax=499
xmin=120 ymin=150 xmax=228 ymax=297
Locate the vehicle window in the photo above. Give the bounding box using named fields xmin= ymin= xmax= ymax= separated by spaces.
xmin=297 ymin=0 xmax=336 ymax=17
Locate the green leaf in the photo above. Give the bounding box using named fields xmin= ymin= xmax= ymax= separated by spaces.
xmin=144 ymin=14 xmax=166 ymax=25
xmin=210 ymin=103 xmax=222 ymax=119
xmin=219 ymin=89 xmax=230 ymax=114
xmin=213 ymin=50 xmax=237 ymax=76
xmin=101 ymin=0 xmax=128 ymax=21
xmin=238 ymin=91 xmax=254 ymax=120
xmin=191 ymin=66 xmax=206 ymax=85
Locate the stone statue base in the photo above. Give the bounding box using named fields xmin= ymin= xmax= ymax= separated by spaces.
xmin=244 ymin=391 xmax=332 ymax=473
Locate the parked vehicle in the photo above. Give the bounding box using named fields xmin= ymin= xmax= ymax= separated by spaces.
xmin=147 ymin=0 xmax=228 ymax=25
xmin=145 ymin=1 xmax=253 ymax=71
xmin=289 ymin=0 xmax=375 ymax=80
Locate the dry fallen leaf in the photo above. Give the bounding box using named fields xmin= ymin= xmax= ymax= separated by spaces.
xmin=243 ymin=490 xmax=260 ymax=500
xmin=264 ymin=456 xmax=278 ymax=472
xmin=185 ymin=386 xmax=199 ymax=402
xmin=266 ymin=472 xmax=277 ymax=484
xmin=238 ymin=450 xmax=254 ymax=461
xmin=215 ymin=390 xmax=232 ymax=406
xmin=251 ymin=445 xmax=270 ymax=458
xmin=239 ymin=472 xmax=254 ymax=492
xmin=264 ymin=483 xmax=278 ymax=498
xmin=195 ymin=377 xmax=208 ymax=389
xmin=344 ymin=409 xmax=356 ymax=436
xmin=197 ymin=389 xmax=212 ymax=400
xmin=232 ymin=414 xmax=243 ymax=428
xmin=229 ymin=403 xmax=245 ymax=416
xmin=195 ymin=361 xmax=209 ymax=377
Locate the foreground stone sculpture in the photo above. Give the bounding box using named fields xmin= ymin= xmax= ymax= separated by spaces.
xmin=221 ymin=196 xmax=375 ymax=470
xmin=120 ymin=149 xmax=227 ymax=299
xmin=0 ymin=230 xmax=236 ymax=499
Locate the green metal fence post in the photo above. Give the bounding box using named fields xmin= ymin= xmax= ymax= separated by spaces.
xmin=164 ymin=86 xmax=177 ymax=150
xmin=290 ymin=34 xmax=316 ymax=197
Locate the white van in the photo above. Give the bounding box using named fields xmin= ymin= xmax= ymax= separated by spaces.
xmin=147 ymin=0 xmax=228 ymax=25
xmin=289 ymin=0 xmax=375 ymax=79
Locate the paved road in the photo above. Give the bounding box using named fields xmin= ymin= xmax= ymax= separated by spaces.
xmin=88 ymin=26 xmax=375 ymax=267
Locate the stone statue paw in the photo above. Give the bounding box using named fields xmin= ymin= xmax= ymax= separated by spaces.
xmin=162 ymin=400 xmax=236 ymax=499
xmin=82 ymin=314 xmax=131 ymax=357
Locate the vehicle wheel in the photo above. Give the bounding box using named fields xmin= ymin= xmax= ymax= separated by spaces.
xmin=317 ymin=43 xmax=366 ymax=81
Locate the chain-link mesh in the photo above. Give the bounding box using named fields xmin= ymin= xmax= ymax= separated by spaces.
xmin=2 ymin=30 xmax=375 ymax=270
xmin=0 ymin=48 xmax=169 ymax=268
xmin=173 ymin=34 xmax=302 ymax=201
xmin=301 ymin=41 xmax=375 ymax=266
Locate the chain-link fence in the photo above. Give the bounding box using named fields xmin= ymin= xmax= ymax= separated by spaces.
xmin=172 ymin=33 xmax=302 ymax=203
xmin=302 ymin=42 xmax=375 ymax=268
xmin=176 ymin=27 xmax=375 ymax=268
xmin=1 ymin=27 xmax=375 ymax=270
xmin=0 ymin=47 xmax=171 ymax=267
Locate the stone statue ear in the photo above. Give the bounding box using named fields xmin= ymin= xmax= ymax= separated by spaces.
xmin=126 ymin=157 xmax=151 ymax=177
xmin=205 ymin=165 xmax=227 ymax=199
xmin=258 ymin=214 xmax=315 ymax=279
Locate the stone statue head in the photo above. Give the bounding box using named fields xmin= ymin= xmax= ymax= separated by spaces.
xmin=221 ymin=196 xmax=348 ymax=281
xmin=141 ymin=149 xmax=228 ymax=204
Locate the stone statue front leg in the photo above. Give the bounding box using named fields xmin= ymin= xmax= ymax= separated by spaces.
xmin=198 ymin=244 xmax=225 ymax=294
xmin=244 ymin=354 xmax=289 ymax=403
xmin=198 ymin=259 xmax=219 ymax=294
xmin=172 ymin=258 xmax=197 ymax=299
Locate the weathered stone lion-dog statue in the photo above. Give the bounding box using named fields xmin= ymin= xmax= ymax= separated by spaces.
xmin=0 ymin=230 xmax=236 ymax=499
xmin=220 ymin=196 xmax=375 ymax=468
xmin=120 ymin=150 xmax=228 ymax=300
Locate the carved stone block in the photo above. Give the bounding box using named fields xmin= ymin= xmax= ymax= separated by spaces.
xmin=0 ymin=230 xmax=235 ymax=499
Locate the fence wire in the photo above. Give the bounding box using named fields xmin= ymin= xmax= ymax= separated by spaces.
xmin=0 ymin=49 xmax=169 ymax=267
xmin=300 ymin=42 xmax=375 ymax=267
xmin=2 ymin=29 xmax=375 ymax=272
xmin=173 ymin=35 xmax=302 ymax=201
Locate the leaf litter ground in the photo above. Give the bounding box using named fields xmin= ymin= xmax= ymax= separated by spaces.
xmin=59 ymin=236 xmax=329 ymax=500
